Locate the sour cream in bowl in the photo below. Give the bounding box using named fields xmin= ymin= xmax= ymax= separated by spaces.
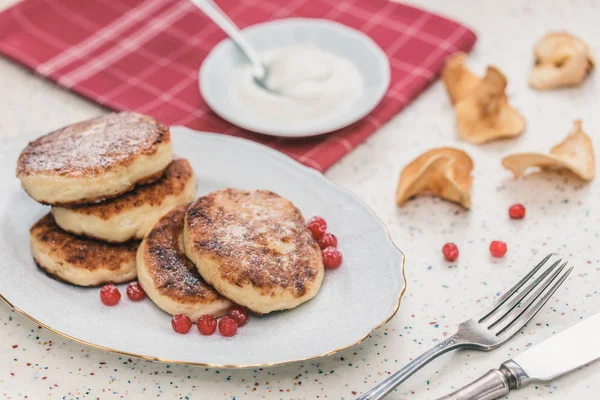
xmin=234 ymin=43 xmax=363 ymax=123
xmin=200 ymin=18 xmax=390 ymax=137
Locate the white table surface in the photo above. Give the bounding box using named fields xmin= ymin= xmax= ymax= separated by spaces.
xmin=2 ymin=0 xmax=600 ymax=399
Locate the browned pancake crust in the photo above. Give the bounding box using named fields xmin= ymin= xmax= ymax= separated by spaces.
xmin=136 ymin=167 xmax=167 ymax=185
xmin=32 ymin=260 xmax=119 ymax=287
xmin=30 ymin=214 xmax=139 ymax=272
xmin=65 ymin=159 xmax=194 ymax=219
xmin=48 ymin=164 xmax=170 ymax=208
xmin=185 ymin=189 xmax=322 ymax=298
xmin=142 ymin=204 xmax=224 ymax=304
xmin=16 ymin=112 xmax=170 ymax=179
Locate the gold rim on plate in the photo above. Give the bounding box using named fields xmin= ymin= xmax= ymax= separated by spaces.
xmin=0 ymin=230 xmax=406 ymax=369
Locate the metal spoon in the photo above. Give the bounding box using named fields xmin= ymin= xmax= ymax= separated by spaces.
xmin=190 ymin=0 xmax=274 ymax=92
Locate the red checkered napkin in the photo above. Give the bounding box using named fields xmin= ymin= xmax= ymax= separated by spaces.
xmin=0 ymin=0 xmax=475 ymax=171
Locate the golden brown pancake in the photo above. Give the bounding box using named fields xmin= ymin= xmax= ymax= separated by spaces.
xmin=183 ymin=189 xmax=324 ymax=314
xmin=16 ymin=112 xmax=172 ymax=206
xmin=30 ymin=214 xmax=138 ymax=286
xmin=137 ymin=205 xmax=231 ymax=321
xmin=51 ymin=159 xmax=196 ymax=243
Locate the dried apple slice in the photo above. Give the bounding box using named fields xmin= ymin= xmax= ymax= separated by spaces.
xmin=442 ymin=52 xmax=481 ymax=105
xmin=442 ymin=53 xmax=526 ymax=144
xmin=455 ymin=67 xmax=526 ymax=144
xmin=396 ymin=148 xmax=473 ymax=208
xmin=502 ymin=120 xmax=595 ymax=181
xmin=529 ymin=32 xmax=595 ymax=90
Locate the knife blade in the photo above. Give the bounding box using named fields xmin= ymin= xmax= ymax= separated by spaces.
xmin=513 ymin=311 xmax=600 ymax=382
xmin=438 ymin=312 xmax=600 ymax=400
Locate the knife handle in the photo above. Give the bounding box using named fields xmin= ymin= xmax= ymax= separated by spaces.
xmin=436 ymin=369 xmax=510 ymax=400
xmin=437 ymin=361 xmax=528 ymax=400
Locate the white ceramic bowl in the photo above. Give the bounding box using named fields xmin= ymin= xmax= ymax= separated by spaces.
xmin=200 ymin=18 xmax=390 ymax=137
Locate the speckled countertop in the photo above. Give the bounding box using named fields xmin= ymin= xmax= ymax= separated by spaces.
xmin=2 ymin=0 xmax=600 ymax=399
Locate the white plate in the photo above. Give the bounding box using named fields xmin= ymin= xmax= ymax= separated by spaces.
xmin=200 ymin=18 xmax=390 ymax=137
xmin=0 ymin=127 xmax=406 ymax=368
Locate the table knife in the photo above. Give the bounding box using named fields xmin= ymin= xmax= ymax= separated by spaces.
xmin=438 ymin=311 xmax=600 ymax=400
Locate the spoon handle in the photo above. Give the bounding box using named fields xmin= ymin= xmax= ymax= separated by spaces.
xmin=190 ymin=0 xmax=266 ymax=78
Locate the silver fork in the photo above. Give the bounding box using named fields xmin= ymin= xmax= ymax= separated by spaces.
xmin=357 ymin=254 xmax=573 ymax=400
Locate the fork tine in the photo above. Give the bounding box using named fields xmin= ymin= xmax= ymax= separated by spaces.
xmin=485 ymin=259 xmax=562 ymax=329
xmin=490 ymin=261 xmax=566 ymax=333
xmin=478 ymin=254 xmax=553 ymax=322
xmin=495 ymin=265 xmax=573 ymax=337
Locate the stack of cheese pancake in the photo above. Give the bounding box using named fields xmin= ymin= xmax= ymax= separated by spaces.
xmin=17 ymin=112 xmax=196 ymax=287
xmin=17 ymin=112 xmax=325 ymax=321
xmin=138 ymin=189 xmax=324 ymax=317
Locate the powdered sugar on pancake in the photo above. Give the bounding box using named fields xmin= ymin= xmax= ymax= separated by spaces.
xmin=185 ymin=189 xmax=323 ymax=297
xmin=16 ymin=112 xmax=170 ymax=178
xmin=141 ymin=204 xmax=228 ymax=304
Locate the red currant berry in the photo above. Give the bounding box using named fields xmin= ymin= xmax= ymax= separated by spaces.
xmin=307 ymin=216 xmax=327 ymax=239
xmin=442 ymin=243 xmax=459 ymax=262
xmin=218 ymin=316 xmax=238 ymax=337
xmin=490 ymin=241 xmax=507 ymax=258
xmin=228 ymin=306 xmax=249 ymax=327
xmin=197 ymin=315 xmax=217 ymax=336
xmin=100 ymin=284 xmax=121 ymax=306
xmin=171 ymin=314 xmax=192 ymax=334
xmin=508 ymin=204 xmax=526 ymax=219
xmin=317 ymin=232 xmax=338 ymax=250
xmin=322 ymin=246 xmax=343 ymax=269
xmin=126 ymin=281 xmax=145 ymax=302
